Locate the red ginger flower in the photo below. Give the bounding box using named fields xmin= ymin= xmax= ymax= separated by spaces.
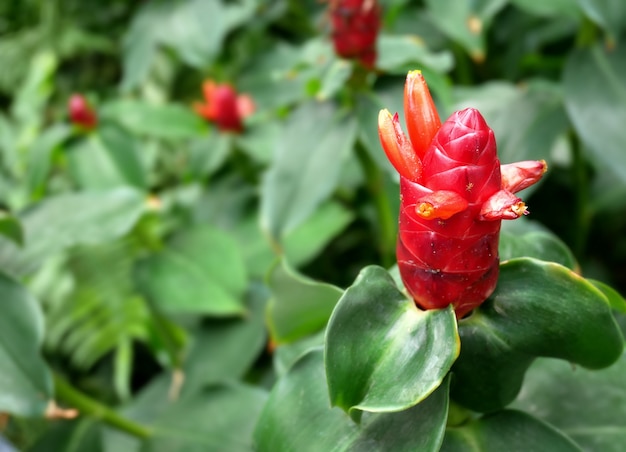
xmin=329 ymin=0 xmax=381 ymax=69
xmin=193 ymin=80 xmax=255 ymax=133
xmin=378 ymin=70 xmax=547 ymax=318
xmin=68 ymin=94 xmax=97 ymax=130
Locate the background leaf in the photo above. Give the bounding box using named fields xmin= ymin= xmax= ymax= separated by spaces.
xmin=0 ymin=271 xmax=52 ymax=416
xmin=135 ymin=224 xmax=247 ymax=316
xmin=254 ymin=349 xmax=450 ymax=452
xmin=260 ymin=101 xmax=357 ymax=241
xmin=564 ymin=36 xmax=626 ymax=182
xmin=513 ymin=352 xmax=626 ymax=451
xmin=0 ymin=188 xmax=146 ymax=277
xmin=267 ymin=259 xmax=343 ymax=344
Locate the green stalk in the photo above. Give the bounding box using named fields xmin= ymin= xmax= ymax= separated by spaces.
xmin=356 ymin=142 xmax=396 ymax=268
xmin=53 ymin=373 xmax=152 ymax=439
xmin=570 ymin=131 xmax=591 ymax=259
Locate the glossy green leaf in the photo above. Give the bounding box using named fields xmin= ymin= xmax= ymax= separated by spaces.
xmin=441 ymin=410 xmax=581 ymax=452
xmin=424 ymin=0 xmax=507 ymax=61
xmin=260 ymin=101 xmax=357 ymax=241
xmin=0 ymin=211 xmax=23 ymax=246
xmin=255 ymin=349 xmax=450 ymax=452
xmin=141 ymin=382 xmax=267 ymax=452
xmin=102 ymin=100 xmax=208 ymax=140
xmin=514 ymin=353 xmax=626 ymax=451
xmin=0 ymin=188 xmax=146 ymax=277
xmin=188 ymin=133 xmax=233 ymax=178
xmin=316 ymin=59 xmax=353 ymax=101
xmin=576 ymin=0 xmax=626 ymax=43
xmin=98 ymin=123 xmax=147 ymax=188
xmin=267 ymin=259 xmax=343 ymax=344
xmin=499 ymin=229 xmax=577 ymax=270
xmin=181 ymin=284 xmax=267 ymax=395
xmin=376 ymin=34 xmax=454 ymax=74
xmin=451 ymin=258 xmax=624 ymax=412
xmin=0 ymin=271 xmax=53 ymax=416
xmin=135 ymin=225 xmax=247 ymax=316
xmin=564 ymin=37 xmax=626 ymax=182
xmin=325 ymin=266 xmax=459 ymax=418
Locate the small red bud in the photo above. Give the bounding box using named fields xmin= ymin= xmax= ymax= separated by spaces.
xmin=68 ymin=94 xmax=97 ymax=130
xmin=329 ymin=0 xmax=381 ymax=69
xmin=193 ymin=80 xmax=255 ymax=133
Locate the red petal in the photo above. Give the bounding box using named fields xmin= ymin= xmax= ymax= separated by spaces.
xmin=404 ymin=70 xmax=441 ymax=160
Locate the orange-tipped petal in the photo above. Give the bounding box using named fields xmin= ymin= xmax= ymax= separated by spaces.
xmin=501 ymin=159 xmax=548 ymax=193
xmin=404 ymin=70 xmax=441 ymax=160
xmin=202 ymin=80 xmax=217 ymax=102
xmin=480 ymin=189 xmax=528 ymax=220
xmin=415 ymin=190 xmax=468 ymax=220
xmin=378 ymin=109 xmax=422 ymax=182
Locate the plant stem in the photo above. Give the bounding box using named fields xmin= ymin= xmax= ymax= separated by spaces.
xmin=570 ymin=131 xmax=590 ymax=259
xmin=53 ymin=373 xmax=152 ymax=439
xmin=356 ymin=142 xmax=396 ymax=268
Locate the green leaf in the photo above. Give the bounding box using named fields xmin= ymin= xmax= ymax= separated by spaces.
xmin=316 ymin=59 xmax=353 ymax=101
xmin=454 ymin=80 xmax=568 ymax=177
xmin=576 ymin=0 xmax=626 ymax=44
xmin=510 ymin=0 xmax=581 ymax=18
xmin=121 ymin=0 xmax=254 ymax=89
xmin=135 ymin=225 xmax=247 ymax=316
xmin=424 ymin=0 xmax=508 ymax=61
xmin=513 ymin=353 xmax=626 ymax=451
xmin=102 ymin=100 xmax=208 ymax=140
xmin=188 ymin=133 xmax=233 ymax=178
xmin=141 ymin=382 xmax=267 ymax=452
xmin=260 ymin=101 xmax=357 ymax=242
xmin=181 ymin=284 xmax=267 ymax=395
xmin=325 ymin=266 xmax=459 ymax=419
xmin=29 ymin=419 xmax=104 ymax=452
xmin=376 ymin=34 xmax=454 ymax=74
xmin=451 ymin=258 xmax=624 ymax=412
xmin=0 ymin=188 xmax=146 ymax=277
xmin=254 ymin=349 xmax=450 ymax=452
xmin=69 ymin=123 xmax=146 ymax=190
xmin=441 ymin=410 xmax=581 ymax=451
xmin=26 ymin=123 xmax=72 ymax=198
xmin=273 ymin=330 xmax=326 ymax=377
xmin=564 ymin=37 xmax=626 ymax=182
xmin=267 ymin=259 xmax=343 ymax=344
xmin=0 ymin=211 xmax=23 ymax=245
xmin=0 ymin=271 xmax=53 ymax=416
xmin=499 ymin=229 xmax=578 ymax=270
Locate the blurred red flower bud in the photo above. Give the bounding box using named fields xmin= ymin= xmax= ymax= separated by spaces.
xmin=193 ymin=80 xmax=255 ymax=133
xmin=379 ymin=71 xmax=547 ymax=318
xmin=68 ymin=94 xmax=97 ymax=130
xmin=329 ymin=0 xmax=381 ymax=69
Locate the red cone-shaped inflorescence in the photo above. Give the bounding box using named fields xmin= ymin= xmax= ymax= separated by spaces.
xmin=379 ymin=70 xmax=547 ymax=318
xmin=193 ymin=80 xmax=255 ymax=133
xmin=329 ymin=0 xmax=381 ymax=69
xmin=68 ymin=94 xmax=97 ymax=130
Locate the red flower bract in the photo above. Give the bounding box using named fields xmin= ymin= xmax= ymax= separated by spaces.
xmin=193 ymin=80 xmax=255 ymax=133
xmin=68 ymin=94 xmax=97 ymax=130
xmin=379 ymin=71 xmax=547 ymax=318
xmin=329 ymin=0 xmax=381 ymax=69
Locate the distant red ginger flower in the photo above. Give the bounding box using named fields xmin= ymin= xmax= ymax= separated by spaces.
xmin=329 ymin=0 xmax=381 ymax=69
xmin=378 ymin=70 xmax=547 ymax=318
xmin=193 ymin=80 xmax=255 ymax=133
xmin=68 ymin=94 xmax=97 ymax=130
